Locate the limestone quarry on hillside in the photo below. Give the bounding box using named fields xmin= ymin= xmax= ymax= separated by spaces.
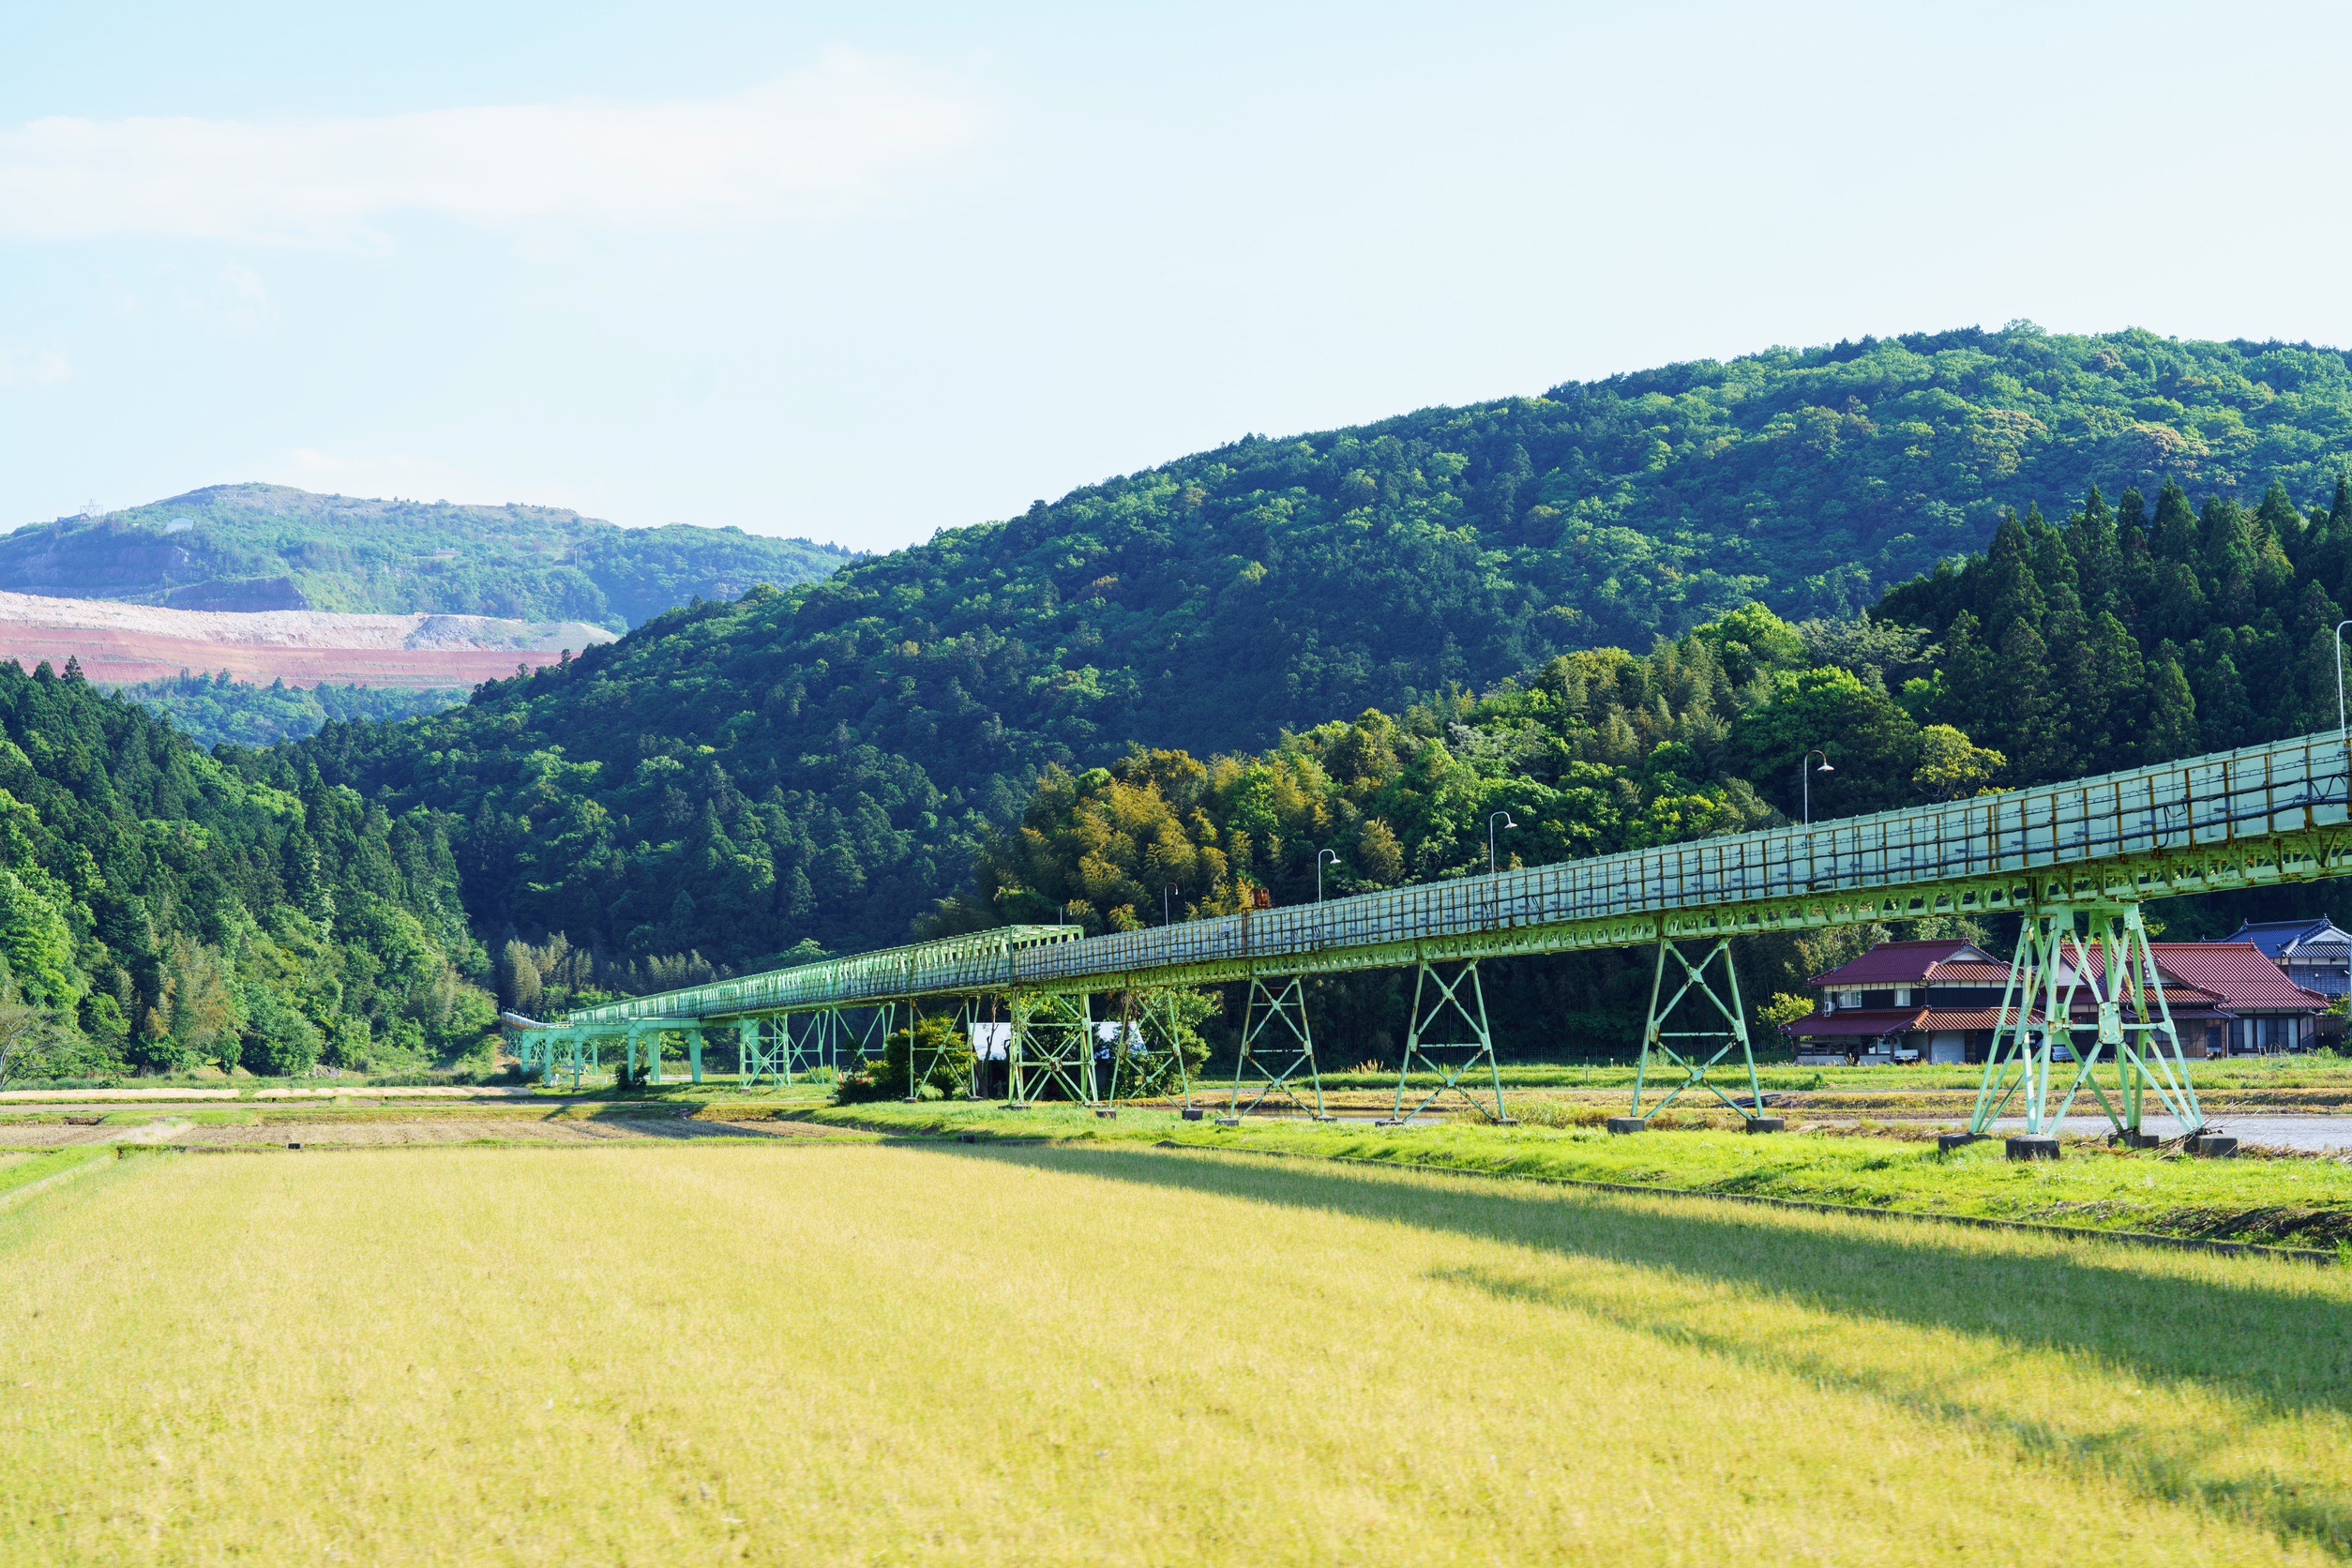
xmin=0 ymin=590 xmax=618 ymax=688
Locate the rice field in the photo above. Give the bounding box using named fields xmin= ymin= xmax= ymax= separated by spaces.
xmin=6 ymin=1139 xmax=2352 ymax=1563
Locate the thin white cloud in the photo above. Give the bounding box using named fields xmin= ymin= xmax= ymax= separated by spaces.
xmin=0 ymin=347 xmax=71 ymax=386
xmin=0 ymin=49 xmax=983 ymax=244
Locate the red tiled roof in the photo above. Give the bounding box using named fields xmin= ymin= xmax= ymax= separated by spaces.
xmin=1809 ymin=940 xmax=1996 ymax=988
xmin=1925 ymin=961 xmax=2013 ymax=985
xmin=1788 ymin=991 xmax=2235 ymax=1039
xmin=1911 ymin=1008 xmax=2009 ymax=1032
xmin=2132 ymin=942 xmax=2327 ymax=1013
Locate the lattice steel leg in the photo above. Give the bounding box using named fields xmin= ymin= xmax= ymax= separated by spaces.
xmin=1105 ymin=989 xmax=1194 ymax=1110
xmin=1153 ymin=990 xmax=1195 ymax=1112
xmin=1228 ymin=975 xmax=1328 ymax=1120
xmin=1968 ymin=910 xmax=2094 ymax=1138
xmin=1627 ymin=938 xmax=1765 ymax=1125
xmin=1008 ymin=991 xmax=1096 ymax=1106
xmin=1384 ymin=958 xmax=1512 ymax=1124
xmin=738 ymin=1017 xmax=756 ymax=1088
xmin=782 ymin=1012 xmax=833 ymax=1084
xmin=2045 ymin=904 xmax=2205 ymax=1139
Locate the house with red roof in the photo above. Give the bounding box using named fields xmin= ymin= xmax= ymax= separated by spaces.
xmin=1783 ymin=936 xmax=2327 ymax=1065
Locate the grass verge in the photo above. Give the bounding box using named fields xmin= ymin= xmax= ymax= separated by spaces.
xmin=799 ymin=1101 xmax=2352 ymax=1251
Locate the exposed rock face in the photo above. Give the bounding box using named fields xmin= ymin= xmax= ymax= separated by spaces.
xmin=161 ymin=578 xmax=312 ymax=612
xmin=0 ymin=591 xmax=617 ymax=688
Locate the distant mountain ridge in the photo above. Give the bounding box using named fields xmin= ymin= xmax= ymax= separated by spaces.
xmin=0 ymin=483 xmax=854 ymax=629
xmin=297 ymin=325 xmax=2352 ymax=963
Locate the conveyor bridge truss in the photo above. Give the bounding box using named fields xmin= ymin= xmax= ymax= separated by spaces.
xmin=508 ymin=731 xmax=2352 ymax=1139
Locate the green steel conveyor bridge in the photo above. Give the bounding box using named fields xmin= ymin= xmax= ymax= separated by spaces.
xmin=509 ymin=731 xmax=2352 ymax=1143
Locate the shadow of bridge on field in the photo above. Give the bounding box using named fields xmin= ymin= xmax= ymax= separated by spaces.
xmin=912 ymin=1139 xmax=2352 ymax=1557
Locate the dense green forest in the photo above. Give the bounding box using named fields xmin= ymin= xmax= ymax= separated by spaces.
xmin=0 ymin=660 xmax=494 ymax=1084
xmin=1883 ymin=477 xmax=2352 ymax=779
xmin=113 ymin=673 xmax=466 ymax=749
xmin=970 ymin=610 xmax=1998 ymax=935
xmin=962 ymin=611 xmax=2007 ymax=1051
xmin=292 ymin=326 xmax=2352 ymax=978
xmin=0 ymin=483 xmax=852 ymax=627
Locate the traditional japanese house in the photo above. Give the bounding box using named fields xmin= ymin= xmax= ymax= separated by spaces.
xmin=1782 ymin=936 xmax=2318 ymax=1064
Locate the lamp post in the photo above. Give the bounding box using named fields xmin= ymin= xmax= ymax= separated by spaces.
xmin=1316 ymin=849 xmax=1340 ymax=902
xmin=1802 ymin=749 xmax=1834 ymax=824
xmin=2335 ymin=619 xmax=2352 ymax=737
xmin=1163 ymin=884 xmax=1180 ymax=926
xmin=1488 ymin=811 xmax=1517 ymax=876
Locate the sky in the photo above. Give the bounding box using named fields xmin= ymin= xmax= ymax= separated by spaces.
xmin=5 ymin=1 xmax=2352 ymax=553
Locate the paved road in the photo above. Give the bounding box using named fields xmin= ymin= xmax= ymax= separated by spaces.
xmin=1986 ymin=1114 xmax=2352 ymax=1151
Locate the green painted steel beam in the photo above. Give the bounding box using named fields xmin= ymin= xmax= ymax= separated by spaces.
xmin=560 ymin=732 xmax=2352 ymax=1023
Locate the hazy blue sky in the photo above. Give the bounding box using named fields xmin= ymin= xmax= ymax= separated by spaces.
xmin=4 ymin=2 xmax=2349 ymax=551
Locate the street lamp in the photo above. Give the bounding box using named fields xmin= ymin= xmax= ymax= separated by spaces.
xmin=2334 ymin=619 xmax=2352 ymax=737
xmin=1163 ymin=884 xmax=1180 ymax=926
xmin=1802 ymin=749 xmax=1834 ymax=824
xmin=1488 ymin=810 xmax=1517 ymax=876
xmin=1316 ymin=849 xmax=1341 ymax=902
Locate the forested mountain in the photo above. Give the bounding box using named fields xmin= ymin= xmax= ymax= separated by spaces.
xmin=0 ymin=484 xmax=853 ymax=628
xmin=0 ymin=662 xmax=491 ymax=1082
xmin=118 ymin=673 xmax=467 ymax=750
xmin=969 ymin=610 xmax=2000 ymax=1049
xmin=288 ymin=325 xmax=2352 ymax=981
xmin=971 ymin=607 xmax=1991 ymax=936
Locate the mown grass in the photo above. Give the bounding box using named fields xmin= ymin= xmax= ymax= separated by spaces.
xmin=805 ymin=1101 xmax=2352 ymax=1249
xmin=8 ymin=1141 xmax=2352 ymax=1563
xmin=0 ymin=1147 xmax=114 ymax=1202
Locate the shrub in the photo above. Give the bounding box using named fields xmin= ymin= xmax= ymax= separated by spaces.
xmin=838 ymin=1016 xmax=971 ymax=1103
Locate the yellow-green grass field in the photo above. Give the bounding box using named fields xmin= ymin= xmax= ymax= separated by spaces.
xmin=7 ymin=1141 xmax=2352 ymax=1564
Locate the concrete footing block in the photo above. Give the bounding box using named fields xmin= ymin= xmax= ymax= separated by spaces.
xmin=1937 ymin=1133 xmax=1986 ymax=1153
xmin=1093 ymin=1108 xmax=1118 ymax=1119
xmin=2190 ymin=1134 xmax=2239 ymax=1158
xmin=1606 ymin=1117 xmax=1647 ymax=1135
xmin=1742 ymin=1117 xmax=1785 ymax=1135
xmin=2115 ymin=1131 xmax=2163 ymax=1150
xmin=1215 ymin=1116 xmax=1242 ymax=1129
xmin=2005 ymin=1136 xmax=2061 ymax=1161
xmin=1180 ymin=1107 xmax=1205 ymax=1122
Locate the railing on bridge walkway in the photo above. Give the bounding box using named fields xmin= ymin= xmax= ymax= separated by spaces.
xmin=514 ymin=731 xmax=2352 ymax=1147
